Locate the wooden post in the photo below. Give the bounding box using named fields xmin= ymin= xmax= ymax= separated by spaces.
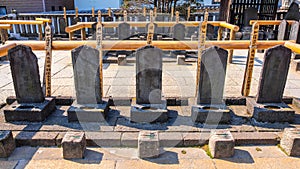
xmin=154 ymin=7 xmax=157 ymax=18
xmin=43 ymin=25 xmax=52 ymax=97
xmin=0 ymin=29 xmax=8 ymax=44
xmin=176 ymin=11 xmax=180 ymax=23
xmin=147 ymin=10 xmax=155 ymax=45
xmin=92 ymin=7 xmax=95 ymax=18
xmin=108 ymin=8 xmax=112 ymax=17
xmin=196 ymin=10 xmax=209 ymax=97
xmin=228 ymin=29 xmax=236 ymax=63
xmin=143 ymin=7 xmax=147 ymax=17
xmin=81 ymin=28 xmax=86 ymax=40
xmin=75 ymin=7 xmax=79 ymax=18
xmin=217 ymin=27 xmax=223 ymax=41
xmin=171 ymin=7 xmax=174 ymax=21
xmin=187 ymin=6 xmax=191 ymax=21
xmin=64 ymin=7 xmax=67 ymax=21
xmin=242 ymin=22 xmax=259 ymax=96
xmin=96 ymin=11 xmax=103 ymax=97
xmin=124 ymin=10 xmax=127 ymax=23
xmin=38 ymin=24 xmax=43 ymax=40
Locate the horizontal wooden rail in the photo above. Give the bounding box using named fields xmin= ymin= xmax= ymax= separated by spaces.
xmin=35 ymin=18 xmax=52 ymax=24
xmin=284 ymin=41 xmax=300 ymax=53
xmin=0 ymin=20 xmax=44 ymax=25
xmin=0 ymin=24 xmax=12 ymax=29
xmin=249 ymin=20 xmax=296 ymax=26
xmin=5 ymin=40 xmax=288 ymax=51
xmin=0 ymin=43 xmax=16 ymax=57
xmin=219 ymin=22 xmax=239 ymax=31
xmin=65 ymin=22 xmax=94 ymax=33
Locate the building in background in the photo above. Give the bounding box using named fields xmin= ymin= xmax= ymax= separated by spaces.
xmin=74 ymin=0 xmax=123 ymax=10
xmin=0 ymin=0 xmax=74 ymax=13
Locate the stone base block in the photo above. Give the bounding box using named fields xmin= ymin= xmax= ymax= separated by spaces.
xmin=246 ymin=98 xmax=295 ymax=123
xmin=0 ymin=131 xmax=16 ymax=158
xmin=177 ymin=55 xmax=185 ymax=65
xmin=62 ymin=132 xmax=86 ymax=159
xmin=138 ymin=131 xmax=160 ymax=158
xmin=209 ymin=130 xmax=235 ymax=158
xmin=3 ymin=97 xmax=56 ymax=122
xmin=130 ymin=99 xmax=168 ymax=123
xmin=280 ymin=128 xmax=300 ymax=156
xmin=191 ymin=104 xmax=231 ymax=123
xmin=117 ymin=55 xmax=127 ymax=66
xmin=67 ymin=99 xmax=110 ymax=122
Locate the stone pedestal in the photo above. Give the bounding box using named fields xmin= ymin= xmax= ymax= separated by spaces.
xmin=4 ymin=98 xmax=56 ymax=122
xmin=131 ymin=98 xmax=168 ymax=123
xmin=67 ymin=99 xmax=110 ymax=122
xmin=177 ymin=55 xmax=185 ymax=65
xmin=280 ymin=128 xmax=300 ymax=156
xmin=0 ymin=131 xmax=15 ymax=158
xmin=138 ymin=131 xmax=160 ymax=158
xmin=117 ymin=55 xmax=127 ymax=66
xmin=246 ymin=98 xmax=295 ymax=123
xmin=209 ymin=130 xmax=235 ymax=158
xmin=62 ymin=132 xmax=86 ymax=159
xmin=191 ymin=103 xmax=231 ymax=123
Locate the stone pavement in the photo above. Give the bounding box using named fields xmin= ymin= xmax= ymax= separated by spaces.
xmin=0 ymin=146 xmax=299 ymax=169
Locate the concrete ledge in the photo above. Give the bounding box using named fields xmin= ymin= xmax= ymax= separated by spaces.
xmin=246 ymin=97 xmax=295 ymax=123
xmin=191 ymin=104 xmax=231 ymax=124
xmin=85 ymin=132 xmax=122 ymax=147
xmin=159 ymin=132 xmax=183 ymax=147
xmin=62 ymin=132 xmax=86 ymax=159
xmin=182 ymin=132 xmax=210 ymax=146
xmin=232 ymin=132 xmax=280 ymax=145
xmin=4 ymin=98 xmax=56 ymax=122
xmin=67 ymin=100 xmax=110 ymax=122
xmin=55 ymin=96 xmax=74 ymax=106
xmin=13 ymin=131 xmax=58 ymax=147
xmin=121 ymin=132 xmax=138 ymax=147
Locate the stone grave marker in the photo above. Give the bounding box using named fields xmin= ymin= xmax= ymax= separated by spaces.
xmin=191 ymin=46 xmax=230 ymax=123
xmin=130 ymin=46 xmax=168 ymax=123
xmin=277 ymin=20 xmax=289 ymax=40
xmin=138 ymin=131 xmax=160 ymax=158
xmin=4 ymin=45 xmax=56 ymax=122
xmin=209 ymin=130 xmax=235 ymax=158
xmin=172 ymin=23 xmax=185 ymax=40
xmin=284 ymin=2 xmax=300 ymax=21
xmin=246 ymin=45 xmax=295 ymax=122
xmin=59 ymin=18 xmax=67 ymax=35
xmin=118 ymin=22 xmax=130 ymax=40
xmin=289 ymin=21 xmax=300 ymax=42
xmin=67 ymin=45 xmax=110 ymax=122
xmin=104 ymin=16 xmax=114 ymax=37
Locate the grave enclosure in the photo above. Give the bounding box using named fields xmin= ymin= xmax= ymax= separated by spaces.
xmin=1 ymin=8 xmax=300 ymax=160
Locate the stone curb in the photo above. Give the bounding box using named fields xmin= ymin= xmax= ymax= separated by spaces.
xmin=6 ymin=131 xmax=283 ymax=147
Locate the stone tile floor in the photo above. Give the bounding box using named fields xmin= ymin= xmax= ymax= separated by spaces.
xmin=0 ymin=146 xmax=299 ymax=169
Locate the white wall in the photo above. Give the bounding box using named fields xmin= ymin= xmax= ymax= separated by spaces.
xmin=74 ymin=0 xmax=121 ymax=10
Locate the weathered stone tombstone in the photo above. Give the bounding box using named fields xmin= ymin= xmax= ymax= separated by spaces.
xmin=209 ymin=129 xmax=235 ymax=158
xmin=284 ymin=2 xmax=300 ymax=21
xmin=191 ymin=46 xmax=230 ymax=123
xmin=241 ymin=7 xmax=258 ymax=40
xmin=130 ymin=46 xmax=168 ymax=123
xmin=280 ymin=128 xmax=300 ymax=156
xmin=4 ymin=45 xmax=56 ymax=122
xmin=277 ymin=20 xmax=289 ymax=40
xmin=246 ymin=45 xmax=295 ymax=122
xmin=104 ymin=16 xmax=114 ymax=37
xmin=67 ymin=45 xmax=110 ymax=122
xmin=288 ymin=21 xmax=300 ymax=41
xmin=59 ymin=18 xmax=67 ymax=35
xmin=118 ymin=22 xmax=130 ymax=40
xmin=138 ymin=131 xmax=160 ymax=158
xmin=0 ymin=131 xmax=15 ymax=158
xmin=172 ymin=23 xmax=185 ymax=40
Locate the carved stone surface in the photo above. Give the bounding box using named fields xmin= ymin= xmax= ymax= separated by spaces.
xmin=277 ymin=20 xmax=288 ymax=40
xmin=256 ymin=45 xmax=292 ymax=103
xmin=118 ymin=22 xmax=130 ymax=40
xmin=172 ymin=23 xmax=185 ymax=40
xmin=136 ymin=45 xmax=163 ymax=104
xmin=71 ymin=45 xmax=102 ymax=104
xmin=8 ymin=45 xmax=44 ymax=104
